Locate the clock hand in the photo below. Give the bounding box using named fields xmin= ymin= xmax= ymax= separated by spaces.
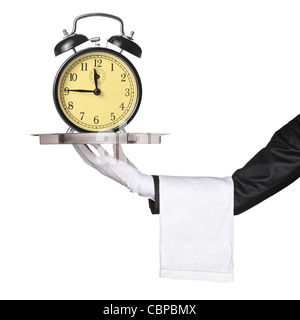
xmin=94 ymin=69 xmax=98 ymax=90
xmin=93 ymin=69 xmax=101 ymax=96
xmin=68 ymin=89 xmax=95 ymax=93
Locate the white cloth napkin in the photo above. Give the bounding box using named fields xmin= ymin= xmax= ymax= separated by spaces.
xmin=159 ymin=176 xmax=234 ymax=282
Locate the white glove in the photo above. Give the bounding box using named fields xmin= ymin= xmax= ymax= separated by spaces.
xmin=73 ymin=144 xmax=155 ymax=200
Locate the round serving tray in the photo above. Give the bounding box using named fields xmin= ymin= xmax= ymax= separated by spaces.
xmin=32 ymin=133 xmax=167 ymax=145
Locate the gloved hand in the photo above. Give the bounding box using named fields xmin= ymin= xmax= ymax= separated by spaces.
xmin=73 ymin=144 xmax=155 ymax=200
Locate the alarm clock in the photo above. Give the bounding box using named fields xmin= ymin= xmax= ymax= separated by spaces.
xmin=53 ymin=13 xmax=142 ymax=133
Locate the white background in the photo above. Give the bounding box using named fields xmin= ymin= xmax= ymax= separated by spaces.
xmin=0 ymin=0 xmax=300 ymax=300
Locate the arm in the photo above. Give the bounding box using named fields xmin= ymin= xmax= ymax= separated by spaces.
xmin=73 ymin=115 xmax=300 ymax=216
xmin=233 ymin=114 xmax=300 ymax=215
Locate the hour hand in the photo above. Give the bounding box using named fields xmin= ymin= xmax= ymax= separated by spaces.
xmin=94 ymin=69 xmax=101 ymax=95
xmin=94 ymin=69 xmax=98 ymax=90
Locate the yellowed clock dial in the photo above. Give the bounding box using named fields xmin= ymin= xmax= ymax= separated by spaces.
xmin=54 ymin=49 xmax=141 ymax=132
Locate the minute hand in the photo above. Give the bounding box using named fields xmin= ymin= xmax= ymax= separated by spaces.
xmin=68 ymin=89 xmax=95 ymax=93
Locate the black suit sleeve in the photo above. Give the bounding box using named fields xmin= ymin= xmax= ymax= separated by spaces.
xmin=233 ymin=114 xmax=300 ymax=215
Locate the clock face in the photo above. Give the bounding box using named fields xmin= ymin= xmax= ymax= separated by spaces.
xmin=53 ymin=48 xmax=142 ymax=132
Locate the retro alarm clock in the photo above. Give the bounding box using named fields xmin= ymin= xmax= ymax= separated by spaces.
xmin=33 ymin=13 xmax=165 ymax=145
xmin=53 ymin=13 xmax=142 ymax=133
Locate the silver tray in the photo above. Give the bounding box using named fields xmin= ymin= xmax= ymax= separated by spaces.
xmin=32 ymin=133 xmax=167 ymax=145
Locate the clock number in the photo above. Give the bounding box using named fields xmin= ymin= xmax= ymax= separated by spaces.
xmin=70 ymin=73 xmax=77 ymax=81
xmin=94 ymin=59 xmax=102 ymax=67
xmin=80 ymin=112 xmax=85 ymax=120
xmin=68 ymin=101 xmax=74 ymax=110
xmin=94 ymin=116 xmax=99 ymax=124
xmin=111 ymin=113 xmax=116 ymax=121
xmin=111 ymin=63 xmax=114 ymax=71
xmin=121 ymin=73 xmax=127 ymax=82
xmin=81 ymin=63 xmax=88 ymax=71
xmin=119 ymin=103 xmax=125 ymax=111
xmin=125 ymin=88 xmax=130 ymax=96
xmin=64 ymin=87 xmax=70 ymax=95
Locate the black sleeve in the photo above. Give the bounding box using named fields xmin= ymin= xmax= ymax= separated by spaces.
xmin=149 ymin=175 xmax=160 ymax=215
xmin=233 ymin=114 xmax=300 ymax=215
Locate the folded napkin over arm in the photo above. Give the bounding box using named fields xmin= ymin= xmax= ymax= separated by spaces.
xmin=150 ymin=175 xmax=234 ymax=282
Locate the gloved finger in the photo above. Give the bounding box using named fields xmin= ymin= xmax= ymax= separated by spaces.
xmin=90 ymin=144 xmax=112 ymax=158
xmin=89 ymin=143 xmax=101 ymax=152
xmin=73 ymin=144 xmax=94 ymax=166
xmin=74 ymin=144 xmax=124 ymax=181
xmin=90 ymin=144 xmax=118 ymax=166
xmin=113 ymin=143 xmax=124 ymax=160
xmin=88 ymin=144 xmax=128 ymax=184
xmin=113 ymin=144 xmax=138 ymax=169
xmin=73 ymin=144 xmax=100 ymax=165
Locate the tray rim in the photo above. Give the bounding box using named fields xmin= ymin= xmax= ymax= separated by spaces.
xmin=31 ymin=132 xmax=169 ymax=145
